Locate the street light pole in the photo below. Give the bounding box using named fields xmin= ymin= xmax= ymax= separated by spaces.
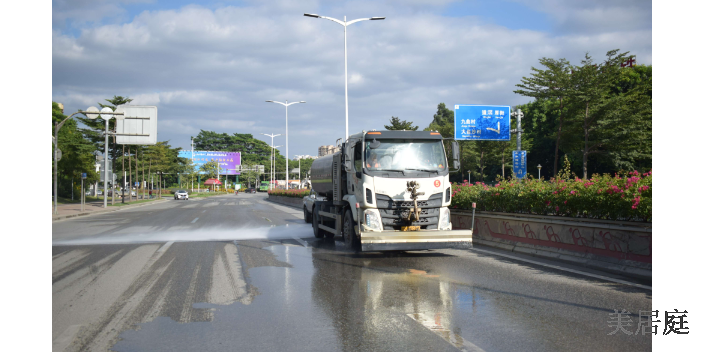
xmin=304 ymin=13 xmax=385 ymax=140
xmin=261 ymin=133 xmax=281 ymax=183
xmin=272 ymin=145 xmax=283 ymax=188
xmin=265 ymin=100 xmax=305 ymax=190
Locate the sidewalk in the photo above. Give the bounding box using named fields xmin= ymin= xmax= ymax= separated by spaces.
xmin=51 ymin=197 xmax=168 ymax=221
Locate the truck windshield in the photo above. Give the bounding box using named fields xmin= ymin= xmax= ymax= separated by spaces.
xmin=364 ymin=139 xmax=447 ymax=173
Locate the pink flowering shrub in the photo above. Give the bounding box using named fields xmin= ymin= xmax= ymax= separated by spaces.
xmin=450 ymin=170 xmax=652 ymax=222
xmin=268 ymin=188 xmax=311 ymax=198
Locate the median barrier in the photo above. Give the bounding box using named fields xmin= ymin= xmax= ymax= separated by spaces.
xmin=450 ymin=210 xmax=652 ymax=279
xmin=267 ymin=195 xmax=305 ymax=208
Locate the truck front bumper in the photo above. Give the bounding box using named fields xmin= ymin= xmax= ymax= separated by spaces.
xmin=359 ymin=229 xmax=472 ymax=252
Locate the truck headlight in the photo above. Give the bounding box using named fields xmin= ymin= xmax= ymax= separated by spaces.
xmin=439 ymin=207 xmax=452 ymax=230
xmin=364 ymin=209 xmax=382 ymax=231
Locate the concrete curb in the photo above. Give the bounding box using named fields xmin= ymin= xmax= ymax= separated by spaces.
xmin=471 ymin=238 xmax=651 ymax=281
xmin=450 ymin=210 xmax=652 ymax=280
xmin=52 ymin=198 xmax=170 ymax=222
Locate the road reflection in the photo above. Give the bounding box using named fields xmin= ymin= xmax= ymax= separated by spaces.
xmin=308 ymin=239 xmax=476 ymax=351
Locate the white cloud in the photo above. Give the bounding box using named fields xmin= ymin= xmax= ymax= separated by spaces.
xmin=53 ymin=0 xmax=652 ymax=156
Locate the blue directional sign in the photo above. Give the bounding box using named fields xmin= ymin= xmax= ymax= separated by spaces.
xmin=81 ymin=173 xmax=87 ymax=179
xmin=454 ymin=105 xmax=511 ymax=141
xmin=513 ymin=150 xmax=527 ymax=179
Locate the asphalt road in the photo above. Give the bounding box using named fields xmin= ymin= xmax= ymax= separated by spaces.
xmin=53 ymin=192 xmax=652 ymax=352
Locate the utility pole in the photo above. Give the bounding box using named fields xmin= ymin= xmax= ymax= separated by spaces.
xmin=510 ymin=109 xmax=525 ymax=181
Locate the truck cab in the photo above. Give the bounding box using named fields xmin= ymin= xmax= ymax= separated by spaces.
xmin=309 ymin=130 xmax=472 ymax=251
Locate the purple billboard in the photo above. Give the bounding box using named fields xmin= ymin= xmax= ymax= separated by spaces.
xmin=179 ymin=151 xmax=241 ymax=175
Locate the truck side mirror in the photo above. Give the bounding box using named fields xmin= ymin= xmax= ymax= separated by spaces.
xmin=451 ymin=140 xmax=460 ymax=170
xmin=344 ymin=141 xmax=354 ymax=172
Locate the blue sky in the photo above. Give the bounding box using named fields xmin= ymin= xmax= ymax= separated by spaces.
xmin=51 ymin=0 xmax=653 ymax=156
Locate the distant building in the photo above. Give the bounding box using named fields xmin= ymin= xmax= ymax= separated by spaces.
xmin=318 ymin=145 xmax=339 ymax=157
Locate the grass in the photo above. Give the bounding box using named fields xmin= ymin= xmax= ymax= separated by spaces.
xmin=108 ymin=199 xmax=159 ymax=207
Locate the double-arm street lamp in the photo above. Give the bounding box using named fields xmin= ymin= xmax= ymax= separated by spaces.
xmin=260 ymin=133 xmax=282 ymax=182
xmin=304 ymin=13 xmax=385 ymax=140
xmin=265 ymin=100 xmax=305 ymax=190
xmin=87 ymin=106 xmax=125 ymax=208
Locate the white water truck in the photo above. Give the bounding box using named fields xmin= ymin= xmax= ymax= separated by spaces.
xmin=308 ymin=130 xmax=472 ymax=251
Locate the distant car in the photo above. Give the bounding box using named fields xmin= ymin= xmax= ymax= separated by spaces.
xmin=174 ymin=190 xmax=189 ymax=200
xmin=244 ymin=188 xmax=257 ymax=193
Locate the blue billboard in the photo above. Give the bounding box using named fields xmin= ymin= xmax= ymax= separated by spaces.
xmin=179 ymin=151 xmax=241 ymax=175
xmin=454 ymin=105 xmax=511 ymax=141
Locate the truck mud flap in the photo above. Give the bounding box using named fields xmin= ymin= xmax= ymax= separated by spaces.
xmin=359 ymin=230 xmax=472 ymax=252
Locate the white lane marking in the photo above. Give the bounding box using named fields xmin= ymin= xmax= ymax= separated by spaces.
xmin=291 ymin=236 xmax=308 ymax=248
xmin=191 ymin=217 xmax=199 ymax=223
xmin=406 ymin=313 xmax=486 ymax=352
xmin=202 ymin=210 xmax=206 ymax=213
xmin=469 ymin=247 xmax=652 ymax=290
xmin=157 ymin=241 xmax=174 ymax=253
xmin=53 ymin=324 xmax=83 ymax=352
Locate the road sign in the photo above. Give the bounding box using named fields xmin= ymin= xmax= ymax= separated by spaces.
xmin=115 ymin=105 xmax=157 ymax=145
xmin=82 ymin=173 xmax=87 ymax=179
xmin=513 ymin=150 xmax=527 ymax=179
xmin=454 ymin=105 xmax=511 ymax=141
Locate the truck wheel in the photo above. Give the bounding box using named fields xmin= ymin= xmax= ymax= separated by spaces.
xmin=312 ymin=208 xmax=324 ymax=238
xmin=343 ymin=209 xmax=359 ymax=250
xmin=304 ymin=206 xmax=312 ymax=223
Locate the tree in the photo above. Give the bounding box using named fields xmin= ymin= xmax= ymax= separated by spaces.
xmin=52 ymin=102 xmax=99 ymax=197
xmin=384 ymin=116 xmax=418 ymax=131
xmin=569 ymin=50 xmax=631 ymax=179
xmin=515 ymin=58 xmax=571 ymax=177
xmin=200 ymin=160 xmax=219 ymax=180
xmin=239 ymin=162 xmax=262 ymax=188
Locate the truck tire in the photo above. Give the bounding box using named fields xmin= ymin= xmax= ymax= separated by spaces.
xmin=343 ymin=209 xmax=359 ymax=250
xmin=303 ymin=206 xmax=312 ymax=223
xmin=312 ymin=207 xmax=324 ymax=238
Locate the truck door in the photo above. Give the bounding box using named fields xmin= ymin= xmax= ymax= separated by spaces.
xmin=349 ymin=141 xmax=363 ymax=194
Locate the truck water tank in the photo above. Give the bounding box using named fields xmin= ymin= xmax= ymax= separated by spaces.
xmin=310 ymin=152 xmax=337 ymax=199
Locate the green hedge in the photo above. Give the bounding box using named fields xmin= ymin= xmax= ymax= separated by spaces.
xmin=451 ymin=170 xmax=652 ymax=222
xmin=268 ymin=189 xmax=311 ymax=198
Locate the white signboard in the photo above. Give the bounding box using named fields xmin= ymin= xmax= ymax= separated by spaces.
xmin=115 ymin=105 xmax=157 ymax=145
xmin=236 ymin=165 xmax=265 ymax=173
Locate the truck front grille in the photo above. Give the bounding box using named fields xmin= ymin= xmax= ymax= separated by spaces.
xmin=375 ymin=193 xmax=442 ymax=230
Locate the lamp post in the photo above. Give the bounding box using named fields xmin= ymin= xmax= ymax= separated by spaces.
xmin=537 ymin=164 xmax=542 ymax=180
xmin=91 ymin=107 xmax=124 ymax=208
xmin=468 ymin=170 xmax=471 ymax=185
xmin=261 ymin=133 xmax=281 ymax=182
xmin=272 ymin=145 xmax=283 ymax=188
xmin=265 ymin=100 xmax=305 ymax=190
xmin=304 ymin=13 xmax=385 ymax=140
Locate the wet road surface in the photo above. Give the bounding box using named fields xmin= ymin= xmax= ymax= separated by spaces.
xmin=53 ymin=193 xmax=651 ymax=351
